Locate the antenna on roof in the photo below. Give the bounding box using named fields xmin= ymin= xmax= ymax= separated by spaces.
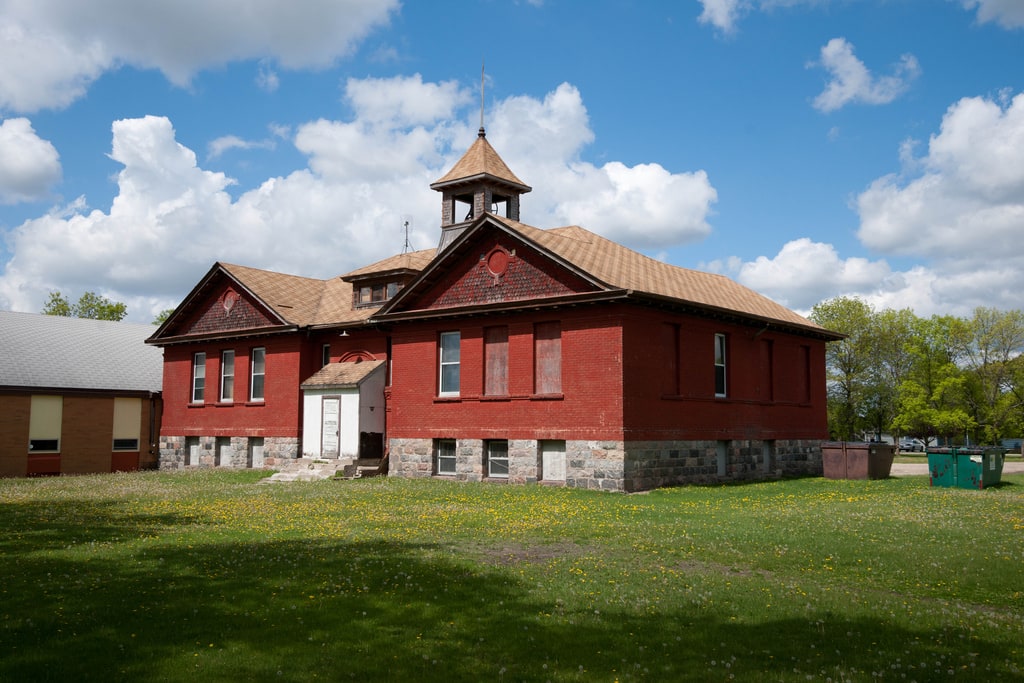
xmin=479 ymin=59 xmax=486 ymax=137
xmin=401 ymin=216 xmax=414 ymax=254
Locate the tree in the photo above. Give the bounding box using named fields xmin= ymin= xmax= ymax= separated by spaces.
xmin=892 ymin=315 xmax=973 ymax=445
xmin=957 ymin=307 xmax=1024 ymax=443
xmin=42 ymin=290 xmax=127 ymax=321
xmin=153 ymin=308 xmax=174 ymax=325
xmin=810 ymin=296 xmax=876 ymax=440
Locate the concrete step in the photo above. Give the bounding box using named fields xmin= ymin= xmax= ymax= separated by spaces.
xmin=261 ymin=457 xmax=352 ymax=483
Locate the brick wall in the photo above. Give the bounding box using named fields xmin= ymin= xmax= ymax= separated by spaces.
xmin=0 ymin=394 xmax=30 ymax=477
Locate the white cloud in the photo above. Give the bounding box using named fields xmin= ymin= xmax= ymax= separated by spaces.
xmin=697 ymin=0 xmax=749 ymax=33
xmin=0 ymin=0 xmax=399 ymax=112
xmin=697 ymin=0 xmax=823 ymax=33
xmin=0 ymin=118 xmax=61 ymax=203
xmin=857 ymin=92 xmax=1024 ymax=260
xmin=207 ymin=135 xmax=276 ymax=161
xmin=731 ymin=238 xmax=893 ymax=312
xmin=961 ymin=0 xmax=1024 ymax=29
xmin=715 ymin=89 xmax=1024 ymax=318
xmin=811 ymin=38 xmax=920 ymax=112
xmin=0 ymin=78 xmax=719 ymax=321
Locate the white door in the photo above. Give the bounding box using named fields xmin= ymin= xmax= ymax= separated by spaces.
xmin=321 ymin=397 xmax=340 ymax=458
xmin=540 ymin=440 xmax=566 ymax=482
xmin=217 ymin=437 xmax=232 ymax=467
xmin=187 ymin=437 xmax=199 ymax=466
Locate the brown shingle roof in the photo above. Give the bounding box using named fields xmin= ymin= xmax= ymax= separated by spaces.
xmin=489 ymin=217 xmax=831 ymax=334
xmin=342 ymin=249 xmax=436 ymax=280
xmin=301 ymin=360 xmax=385 ymax=388
xmin=220 ymin=262 xmax=325 ymax=327
xmin=431 ymin=132 xmax=531 ymax=192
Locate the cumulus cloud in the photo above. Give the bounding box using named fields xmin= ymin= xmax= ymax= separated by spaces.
xmin=697 ymin=0 xmax=822 ymax=33
xmin=0 ymin=77 xmax=719 ymax=321
xmin=0 ymin=118 xmax=61 ymax=203
xmin=811 ymin=38 xmax=920 ymax=112
xmin=0 ymin=0 xmax=399 ymax=112
xmin=857 ymin=92 xmax=1024 ymax=259
xmin=712 ymin=89 xmax=1024 ymax=318
xmin=961 ymin=0 xmax=1024 ymax=28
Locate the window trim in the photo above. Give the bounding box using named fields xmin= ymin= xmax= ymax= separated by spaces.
xmin=438 ymin=331 xmax=460 ymax=397
xmin=191 ymin=352 xmax=206 ymax=403
xmin=220 ymin=349 xmax=235 ymax=402
xmin=435 ymin=439 xmax=457 ymax=476
xmin=322 ymin=344 xmax=331 ymax=368
xmin=250 ymin=347 xmax=266 ymax=402
xmin=714 ymin=333 xmax=727 ymax=398
xmin=486 ymin=439 xmax=509 ymax=479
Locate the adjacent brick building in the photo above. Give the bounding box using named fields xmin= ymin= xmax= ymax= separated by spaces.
xmin=0 ymin=311 xmax=163 ymax=477
xmin=148 ymin=128 xmax=841 ymax=491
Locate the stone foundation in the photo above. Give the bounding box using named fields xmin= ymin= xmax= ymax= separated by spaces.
xmin=388 ymin=437 xmax=823 ymax=492
xmin=159 ymin=435 xmax=300 ymax=470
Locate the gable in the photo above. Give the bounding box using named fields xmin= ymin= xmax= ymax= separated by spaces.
xmin=400 ymin=232 xmax=599 ymax=312
xmin=164 ymin=281 xmax=281 ymax=338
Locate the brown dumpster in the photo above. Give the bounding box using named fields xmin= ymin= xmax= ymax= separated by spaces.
xmin=821 ymin=442 xmax=895 ymax=480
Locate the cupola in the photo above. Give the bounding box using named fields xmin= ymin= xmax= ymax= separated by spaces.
xmin=430 ymin=127 xmax=531 ymax=251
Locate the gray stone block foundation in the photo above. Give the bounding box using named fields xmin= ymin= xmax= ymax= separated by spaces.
xmin=159 ymin=435 xmax=299 ymax=470
xmin=388 ymin=437 xmax=823 ymax=492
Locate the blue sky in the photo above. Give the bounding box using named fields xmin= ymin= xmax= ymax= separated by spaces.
xmin=0 ymin=0 xmax=1022 ymax=323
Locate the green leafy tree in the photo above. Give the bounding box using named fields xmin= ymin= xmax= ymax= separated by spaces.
xmin=957 ymin=307 xmax=1024 ymax=443
xmin=864 ymin=308 xmax=918 ymax=442
xmin=153 ymin=308 xmax=175 ymax=325
xmin=42 ymin=290 xmax=127 ymax=321
xmin=891 ymin=315 xmax=973 ymax=446
xmin=810 ymin=296 xmax=876 ymax=440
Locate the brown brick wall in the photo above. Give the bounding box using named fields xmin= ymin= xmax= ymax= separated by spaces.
xmin=0 ymin=394 xmax=30 ymax=477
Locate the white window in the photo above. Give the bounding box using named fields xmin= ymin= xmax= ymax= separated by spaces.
xmin=435 ymin=439 xmax=456 ymax=475
xmin=439 ymin=331 xmax=460 ymax=396
xmin=714 ymin=334 xmax=727 ymax=397
xmin=192 ymin=352 xmax=206 ymax=403
xmin=250 ymin=347 xmax=266 ymax=401
xmin=220 ymin=350 xmax=235 ymax=402
xmin=486 ymin=440 xmax=509 ymax=478
xmin=29 ymin=395 xmax=62 ymax=453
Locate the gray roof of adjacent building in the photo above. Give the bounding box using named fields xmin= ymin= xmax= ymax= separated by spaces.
xmin=0 ymin=310 xmax=163 ymax=393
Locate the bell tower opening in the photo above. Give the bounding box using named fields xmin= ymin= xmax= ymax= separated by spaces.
xmin=431 ymin=127 xmax=532 ymax=251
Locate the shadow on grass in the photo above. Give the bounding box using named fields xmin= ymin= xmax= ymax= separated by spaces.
xmin=2 ymin=532 xmax=1017 ymax=681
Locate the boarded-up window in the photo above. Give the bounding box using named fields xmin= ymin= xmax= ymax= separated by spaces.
xmin=759 ymin=339 xmax=774 ymax=402
xmin=29 ymin=395 xmax=62 ymax=452
xmin=534 ymin=322 xmax=562 ymax=395
xmin=662 ymin=323 xmax=680 ymax=395
xmin=112 ymin=398 xmax=141 ymax=451
xmin=484 ymin=326 xmax=508 ymax=395
xmin=798 ymin=345 xmax=811 ymax=403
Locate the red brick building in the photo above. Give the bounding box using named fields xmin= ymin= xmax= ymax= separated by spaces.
xmin=149 ymin=129 xmax=840 ymax=491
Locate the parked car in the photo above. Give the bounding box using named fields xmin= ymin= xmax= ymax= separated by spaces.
xmin=899 ymin=438 xmax=925 ymax=452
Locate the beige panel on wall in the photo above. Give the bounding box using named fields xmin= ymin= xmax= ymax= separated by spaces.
xmin=29 ymin=395 xmax=62 ymax=442
xmin=113 ymin=397 xmax=142 ymax=440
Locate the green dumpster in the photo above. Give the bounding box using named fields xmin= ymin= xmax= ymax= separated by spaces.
xmin=928 ymin=449 xmax=957 ymax=488
xmin=955 ymin=447 xmax=1005 ymax=490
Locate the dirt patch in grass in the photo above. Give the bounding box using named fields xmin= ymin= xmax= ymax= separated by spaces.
xmin=467 ymin=540 xmax=588 ymax=566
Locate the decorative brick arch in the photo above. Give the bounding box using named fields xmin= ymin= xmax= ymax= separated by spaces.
xmin=339 ymin=350 xmax=376 ymax=363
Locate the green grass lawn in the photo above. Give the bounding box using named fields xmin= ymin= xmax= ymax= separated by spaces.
xmin=1 ymin=470 xmax=1022 ymax=682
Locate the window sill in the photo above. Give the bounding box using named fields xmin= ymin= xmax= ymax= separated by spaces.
xmin=530 ymin=393 xmax=563 ymax=401
xmin=187 ymin=402 xmax=205 ymax=409
xmin=245 ymin=401 xmax=266 ymax=407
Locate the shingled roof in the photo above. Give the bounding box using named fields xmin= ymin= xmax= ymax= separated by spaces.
xmin=431 ymin=131 xmax=531 ymax=193
xmin=0 ymin=311 xmax=163 ymax=393
xmin=300 ymin=360 xmax=385 ymax=388
xmin=379 ymin=215 xmax=836 ymax=338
